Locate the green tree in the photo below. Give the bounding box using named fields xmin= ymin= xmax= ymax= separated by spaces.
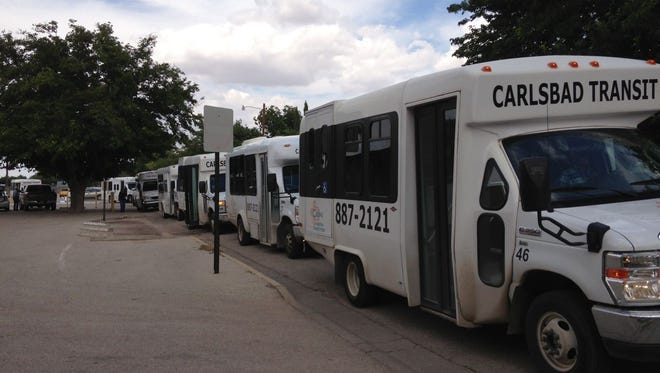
xmin=253 ymin=105 xmax=302 ymax=137
xmin=448 ymin=0 xmax=660 ymax=64
xmin=233 ymin=119 xmax=262 ymax=146
xmin=0 ymin=21 xmax=201 ymax=212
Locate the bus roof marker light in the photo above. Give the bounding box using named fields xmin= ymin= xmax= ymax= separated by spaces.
xmin=481 ymin=66 xmax=492 ymax=72
xmin=569 ymin=61 xmax=579 ymax=68
xmin=648 ymin=60 xmax=657 ymax=65
xmin=590 ymin=61 xmax=600 ymax=68
xmin=548 ymin=62 xmax=558 ymax=69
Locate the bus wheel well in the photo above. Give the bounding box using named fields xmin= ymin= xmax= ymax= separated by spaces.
xmin=334 ymin=251 xmax=348 ymax=285
xmin=507 ymin=270 xmax=585 ymax=335
xmin=276 ymin=217 xmax=294 ymax=248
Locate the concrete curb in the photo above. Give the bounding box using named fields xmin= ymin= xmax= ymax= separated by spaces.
xmin=192 ymin=237 xmax=301 ymax=310
xmin=81 ymin=221 xmax=113 ymax=232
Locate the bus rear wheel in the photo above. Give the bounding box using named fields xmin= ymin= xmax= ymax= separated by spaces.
xmin=343 ymin=255 xmax=375 ymax=307
xmin=525 ymin=290 xmax=609 ymax=373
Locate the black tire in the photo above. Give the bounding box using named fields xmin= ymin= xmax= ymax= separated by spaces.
xmin=208 ymin=212 xmax=216 ymax=234
xmin=525 ymin=290 xmax=609 ymax=373
xmin=237 ymin=217 xmax=250 ymax=246
xmin=343 ymin=255 xmax=376 ymax=307
xmin=282 ymin=223 xmax=303 ymax=259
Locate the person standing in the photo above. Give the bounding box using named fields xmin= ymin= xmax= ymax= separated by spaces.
xmin=118 ymin=185 xmax=127 ymax=212
xmin=12 ymin=187 xmax=20 ymax=211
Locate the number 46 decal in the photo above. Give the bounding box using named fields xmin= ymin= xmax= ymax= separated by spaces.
xmin=516 ymin=247 xmax=530 ymax=262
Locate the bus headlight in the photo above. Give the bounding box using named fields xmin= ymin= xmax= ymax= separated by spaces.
xmin=605 ymin=251 xmax=660 ymax=305
xmin=218 ymin=200 xmax=226 ymax=213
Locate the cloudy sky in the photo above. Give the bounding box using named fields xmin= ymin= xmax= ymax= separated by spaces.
xmin=1 ymin=0 xmax=468 ymax=175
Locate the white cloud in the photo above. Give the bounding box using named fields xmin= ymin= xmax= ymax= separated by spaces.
xmin=0 ymin=0 xmax=467 ymax=129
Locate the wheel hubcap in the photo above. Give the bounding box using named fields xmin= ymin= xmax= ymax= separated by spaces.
xmin=346 ymin=261 xmax=360 ymax=297
xmin=537 ymin=311 xmax=578 ymax=372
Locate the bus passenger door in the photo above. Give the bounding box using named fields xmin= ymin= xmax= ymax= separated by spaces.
xmin=258 ymin=154 xmax=271 ymax=243
xmin=181 ymin=165 xmax=199 ymax=227
xmin=415 ymin=98 xmax=457 ymax=317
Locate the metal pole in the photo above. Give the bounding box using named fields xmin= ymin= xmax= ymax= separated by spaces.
xmin=261 ymin=103 xmax=266 ymax=135
xmin=102 ymin=178 xmax=106 ymax=221
xmin=213 ymin=152 xmax=220 ymax=273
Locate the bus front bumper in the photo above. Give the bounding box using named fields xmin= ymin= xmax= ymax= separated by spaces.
xmin=592 ymin=304 xmax=660 ymax=361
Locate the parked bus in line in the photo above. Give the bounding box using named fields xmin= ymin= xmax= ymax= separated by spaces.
xmin=226 ymin=135 xmax=304 ymax=258
xmin=177 ymin=153 xmax=228 ymax=230
xmin=133 ymin=171 xmax=158 ymax=211
xmin=104 ymin=176 xmax=136 ymax=203
xmin=157 ymin=164 xmax=179 ymax=218
xmin=299 ymin=56 xmax=660 ymax=372
xmin=10 ymin=179 xmax=42 ymax=192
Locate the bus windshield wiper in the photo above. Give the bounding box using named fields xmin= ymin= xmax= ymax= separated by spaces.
xmin=551 ymin=186 xmax=597 ymax=193
xmin=630 ymin=177 xmax=660 ymax=186
xmin=552 ymin=186 xmax=635 ymax=197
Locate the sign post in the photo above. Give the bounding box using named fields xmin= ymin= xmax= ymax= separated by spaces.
xmin=203 ymin=105 xmax=233 ymax=273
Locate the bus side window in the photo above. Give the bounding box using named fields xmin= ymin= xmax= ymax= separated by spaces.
xmin=477 ymin=159 xmax=507 ymax=287
xmin=230 ymin=155 xmax=245 ymax=195
xmin=245 ymin=155 xmax=257 ymax=196
xmin=343 ymin=123 xmax=363 ymax=196
xmin=368 ymin=118 xmax=392 ymax=198
xmin=479 ymin=159 xmax=509 ymax=210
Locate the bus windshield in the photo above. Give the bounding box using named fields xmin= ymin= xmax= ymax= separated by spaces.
xmin=283 ymin=164 xmax=299 ymax=194
xmin=210 ymin=174 xmax=226 ymax=194
xmin=142 ymin=180 xmax=158 ymax=192
xmin=504 ymin=128 xmax=660 ymax=208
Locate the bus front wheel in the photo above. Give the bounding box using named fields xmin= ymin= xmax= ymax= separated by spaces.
xmin=343 ymin=255 xmax=375 ymax=307
xmin=525 ymin=290 xmax=609 ymax=373
xmin=237 ymin=217 xmax=250 ymax=246
xmin=282 ymin=223 xmax=303 ymax=259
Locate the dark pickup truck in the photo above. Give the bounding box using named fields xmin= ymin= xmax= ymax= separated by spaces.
xmin=19 ymin=184 xmax=57 ymax=210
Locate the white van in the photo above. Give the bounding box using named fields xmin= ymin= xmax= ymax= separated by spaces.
xmin=226 ymin=136 xmax=304 ymax=258
xmin=134 ymin=171 xmax=158 ymax=211
xmin=157 ymin=165 xmax=179 ymax=218
xmin=299 ymin=56 xmax=660 ymax=372
xmin=177 ymin=153 xmax=227 ymax=229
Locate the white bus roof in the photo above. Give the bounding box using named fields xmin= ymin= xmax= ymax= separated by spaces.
xmin=302 ymin=56 xmax=659 ymax=131
xmin=228 ymin=135 xmax=299 ymax=166
xmin=136 ymin=170 xmax=157 ymax=180
xmin=177 ymin=153 xmax=227 ymax=172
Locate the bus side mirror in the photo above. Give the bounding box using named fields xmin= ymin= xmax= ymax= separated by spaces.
xmin=199 ymin=181 xmax=207 ymax=194
xmin=519 ymin=157 xmax=551 ymax=212
xmin=267 ymin=173 xmax=278 ymax=192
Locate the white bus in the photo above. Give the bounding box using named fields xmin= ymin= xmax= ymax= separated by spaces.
xmin=10 ymin=179 xmax=42 ymax=192
xmin=177 ymin=153 xmax=228 ymax=230
xmin=104 ymin=176 xmax=136 ymax=203
xmin=299 ymin=56 xmax=660 ymax=372
xmin=226 ymin=135 xmax=304 ymax=258
xmin=157 ymin=165 xmax=179 ymax=218
xmin=134 ymin=171 xmax=158 ymax=211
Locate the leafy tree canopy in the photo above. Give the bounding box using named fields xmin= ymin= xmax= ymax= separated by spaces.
xmin=448 ymin=0 xmax=660 ymax=64
xmin=0 ymin=20 xmax=201 ymax=211
xmin=233 ymin=119 xmax=262 ymax=147
xmin=252 ymin=105 xmax=302 ymax=137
